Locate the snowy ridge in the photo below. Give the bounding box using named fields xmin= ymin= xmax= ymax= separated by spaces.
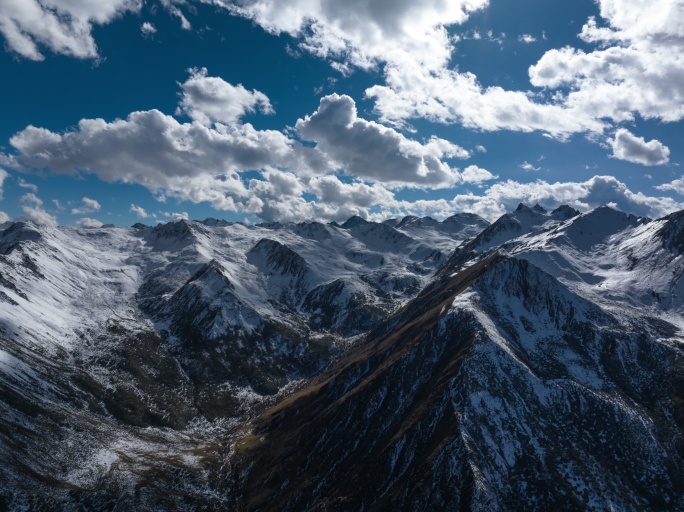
xmin=0 ymin=212 xmax=488 ymax=508
xmin=234 ymin=250 xmax=684 ymax=511
xmin=2 ymin=205 xmax=684 ymax=509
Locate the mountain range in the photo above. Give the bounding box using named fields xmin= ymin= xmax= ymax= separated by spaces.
xmin=0 ymin=204 xmax=682 ymax=510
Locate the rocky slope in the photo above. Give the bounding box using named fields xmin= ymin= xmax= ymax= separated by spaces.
xmin=1 ymin=205 xmax=683 ymax=510
xmin=0 ymin=213 xmax=486 ymax=508
xmin=232 ymin=205 xmax=684 ymax=511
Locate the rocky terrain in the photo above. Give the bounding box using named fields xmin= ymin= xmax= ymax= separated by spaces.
xmin=1 ymin=205 xmax=683 ymax=510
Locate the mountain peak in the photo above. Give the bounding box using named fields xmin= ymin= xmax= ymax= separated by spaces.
xmin=341 ymin=215 xmax=369 ymax=229
xmin=200 ymin=217 xmax=232 ymax=227
xmin=551 ymin=204 xmax=580 ymax=219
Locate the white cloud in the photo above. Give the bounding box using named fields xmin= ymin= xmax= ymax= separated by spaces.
xmin=216 ymin=0 xmax=489 ymax=71
xmin=655 ymin=177 xmax=684 ymax=195
xmin=610 ymin=128 xmax=670 ymax=166
xmin=19 ymin=193 xmax=58 ymax=226
xmin=308 ymin=175 xmax=394 ymax=208
xmin=211 ymin=0 xmax=683 ymax=162
xmin=141 ymin=22 xmax=157 ymax=37
xmin=8 ymin=110 xmax=297 ymax=208
xmin=520 ymin=161 xmax=542 ymax=172
xmin=71 ymin=196 xmax=101 ymax=214
xmin=0 ymin=211 xmax=10 ymax=223
xmin=0 ymin=0 xmax=141 ymax=60
xmin=170 ymin=211 xmax=189 ymax=221
xmin=518 ymin=34 xmax=537 ymax=43
xmin=461 ymin=165 xmax=496 ymax=183
xmin=529 ymin=1 xmax=684 ymax=126
xmin=0 ymin=168 xmax=7 ymax=199
xmin=76 ymin=217 xmax=103 ymax=228
xmin=366 ymin=65 xmax=605 ymax=138
xmin=160 ymin=0 xmax=191 ymax=30
xmin=130 ymin=203 xmax=149 ymax=218
xmin=17 ymin=177 xmax=38 ymax=192
xmin=450 ymin=175 xmax=683 ymax=221
xmin=295 ymin=94 xmax=468 ymax=188
xmin=176 ymin=67 xmax=274 ymax=126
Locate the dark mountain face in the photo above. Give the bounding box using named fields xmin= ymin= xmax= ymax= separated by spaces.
xmin=232 ymin=255 xmax=684 ymax=511
xmin=1 ymin=205 xmax=683 ymax=510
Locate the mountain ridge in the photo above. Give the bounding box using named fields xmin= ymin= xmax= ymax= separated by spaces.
xmin=1 ymin=205 xmax=683 ymax=510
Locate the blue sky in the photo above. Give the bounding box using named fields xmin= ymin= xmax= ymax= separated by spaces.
xmin=1 ymin=0 xmax=683 ymax=227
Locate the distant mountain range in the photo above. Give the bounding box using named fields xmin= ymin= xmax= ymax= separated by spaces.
xmin=1 ymin=205 xmax=682 ymax=510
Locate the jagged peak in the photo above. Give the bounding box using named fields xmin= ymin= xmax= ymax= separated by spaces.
xmin=0 ymin=221 xmax=44 ymax=249
xmin=396 ymin=215 xmax=440 ymax=229
xmin=200 ymin=217 xmax=232 ymax=227
xmin=340 ymin=215 xmax=370 ymax=229
xmin=551 ymin=204 xmax=580 ymax=219
xmin=185 ymin=259 xmax=233 ymax=288
xmin=396 ymin=215 xmax=420 ymax=228
xmin=581 ymin=205 xmax=646 ymax=223
xmin=249 ymin=237 xmax=287 ymax=253
xmin=443 ymin=212 xmax=488 ymax=223
xmin=256 ymin=221 xmax=283 ymax=230
xmin=532 ymin=203 xmax=547 ymax=213
xmin=292 ymin=221 xmax=333 ymax=240
xmin=153 ymin=218 xmax=213 ymax=238
xmin=248 ymin=238 xmax=309 ymax=276
xmin=655 ymin=208 xmax=684 ymax=254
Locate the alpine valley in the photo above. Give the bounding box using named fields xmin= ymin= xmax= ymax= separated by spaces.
xmin=1 ymin=204 xmax=683 ymax=511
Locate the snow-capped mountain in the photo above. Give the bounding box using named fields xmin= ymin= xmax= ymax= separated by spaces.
xmin=0 ymin=213 xmax=486 ymax=508
xmin=232 ymin=205 xmax=684 ymax=511
xmin=1 ymin=205 xmax=683 ymax=510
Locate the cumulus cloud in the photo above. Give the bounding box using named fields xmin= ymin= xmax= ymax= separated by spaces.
xmin=176 ymin=67 xmax=274 ymax=125
xmin=19 ymin=193 xmax=58 ymax=226
xmin=461 ymin=165 xmax=496 ymax=183
xmin=450 ymin=175 xmax=683 ymax=221
xmin=308 ymin=176 xmax=394 ymax=208
xmin=217 ymin=0 xmax=488 ymax=71
xmin=0 ymin=96 xmax=372 ymax=221
xmin=655 ymin=177 xmax=684 ymax=195
xmin=170 ymin=211 xmax=189 ymax=221
xmin=610 ymin=128 xmax=670 ymax=166
xmin=296 ymin=94 xmax=468 ymax=188
xmin=71 ymin=197 xmax=101 ymax=214
xmin=141 ymin=22 xmax=157 ymax=37
xmin=529 ymin=0 xmax=684 ymax=126
xmin=0 ymin=211 xmax=10 ymax=223
xmin=0 ymin=0 xmax=141 ymax=61
xmin=8 ymin=109 xmax=296 ymax=207
xmin=5 ymin=80 xmax=477 ymax=222
xmin=76 ymin=217 xmax=103 ymax=228
xmin=208 ymin=0 xmax=611 ymax=140
xmin=130 ymin=204 xmax=149 ymax=218
xmin=212 ymin=0 xmax=683 ymax=156
xmin=366 ymin=65 xmax=605 ymax=138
